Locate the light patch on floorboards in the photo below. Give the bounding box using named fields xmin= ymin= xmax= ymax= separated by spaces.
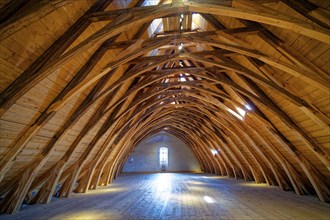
xmin=1 ymin=173 xmax=329 ymax=220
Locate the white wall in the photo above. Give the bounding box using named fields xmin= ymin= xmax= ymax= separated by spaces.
xmin=122 ymin=132 xmax=201 ymax=173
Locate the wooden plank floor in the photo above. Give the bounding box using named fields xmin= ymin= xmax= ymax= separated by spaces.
xmin=1 ymin=173 xmax=329 ymax=220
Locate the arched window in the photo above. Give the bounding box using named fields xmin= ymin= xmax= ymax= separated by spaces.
xmin=159 ymin=147 xmax=168 ymax=166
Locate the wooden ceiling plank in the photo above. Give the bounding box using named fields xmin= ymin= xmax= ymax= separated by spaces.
xmin=0 ymin=38 xmax=115 ymax=185
xmin=0 ymin=0 xmax=78 ymax=40
xmin=30 ymin=87 xmax=122 ymax=204
xmin=201 ymin=13 xmax=226 ymax=29
xmin=31 ymin=20 xmax=155 ymax=199
xmin=237 ymin=19 xmax=329 ymax=82
xmin=2 ymin=0 xmax=327 ymax=119
xmin=258 ymin=29 xmax=329 ymax=81
xmin=0 ymin=71 xmax=116 ymax=214
xmin=238 ymin=75 xmax=330 ymax=201
xmin=245 ymin=57 xmax=329 ymax=128
xmin=188 ymin=35 xmax=329 ymax=92
xmin=240 ymin=76 xmax=329 ymax=170
xmin=0 ymin=0 xmax=114 ymax=117
xmin=209 ymin=54 xmax=314 ymax=109
xmin=23 ymin=1 xmax=328 ymax=116
xmin=281 ymin=0 xmax=330 ymax=29
xmin=0 ymin=0 xmax=31 ymax=24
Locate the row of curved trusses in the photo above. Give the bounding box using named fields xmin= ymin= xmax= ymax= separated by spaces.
xmin=0 ymin=0 xmax=329 ymax=214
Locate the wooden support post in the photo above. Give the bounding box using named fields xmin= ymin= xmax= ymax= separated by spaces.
xmin=0 ymin=154 xmax=48 ymax=213
xmin=58 ymin=163 xmax=80 ymax=198
xmin=268 ymin=127 xmax=330 ymax=202
xmin=29 ymin=160 xmax=65 ymax=204
xmin=98 ymin=161 xmax=112 ymax=186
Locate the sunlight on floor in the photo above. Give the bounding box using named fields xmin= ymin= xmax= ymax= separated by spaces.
xmin=49 ymin=211 xmax=113 ymax=220
xmin=85 ymin=187 xmax=125 ymax=195
xmin=2 ymin=174 xmax=330 ymax=220
xmin=186 ymin=180 xmax=204 ymax=185
xmin=203 ymin=196 xmax=215 ymax=204
xmin=188 ymin=185 xmax=209 ymax=192
xmin=179 ymin=194 xmax=199 ymax=205
xmin=155 ymin=173 xmax=172 ymax=191
xmin=240 ymin=182 xmax=268 ymax=188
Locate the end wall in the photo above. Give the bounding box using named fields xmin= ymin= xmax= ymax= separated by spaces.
xmin=122 ymin=132 xmax=201 ymax=173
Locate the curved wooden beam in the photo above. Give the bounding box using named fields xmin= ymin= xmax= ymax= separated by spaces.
xmin=185 ymin=1 xmax=329 ymax=43
xmin=2 ymin=0 xmax=328 ymax=117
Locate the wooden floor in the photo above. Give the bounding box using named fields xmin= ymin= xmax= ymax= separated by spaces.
xmin=1 ymin=173 xmax=329 ymax=220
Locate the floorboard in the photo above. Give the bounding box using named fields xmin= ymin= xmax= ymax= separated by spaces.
xmin=1 ymin=173 xmax=329 ymax=220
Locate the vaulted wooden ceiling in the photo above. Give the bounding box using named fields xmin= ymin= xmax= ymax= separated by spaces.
xmin=0 ymin=0 xmax=329 ymax=214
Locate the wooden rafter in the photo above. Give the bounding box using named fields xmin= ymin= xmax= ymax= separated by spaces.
xmin=0 ymin=0 xmax=329 ymax=214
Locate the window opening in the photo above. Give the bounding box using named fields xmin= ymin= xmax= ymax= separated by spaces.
xmin=159 ymin=147 xmax=168 ymax=169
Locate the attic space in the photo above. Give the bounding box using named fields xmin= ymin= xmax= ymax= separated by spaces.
xmin=0 ymin=0 xmax=329 ymax=219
